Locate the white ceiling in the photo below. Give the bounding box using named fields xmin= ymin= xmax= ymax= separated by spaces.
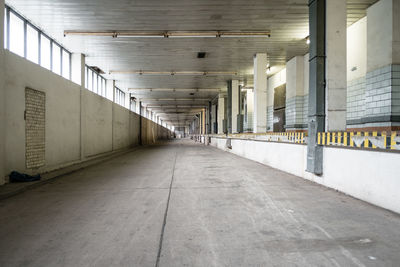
xmin=6 ymin=0 xmax=377 ymax=126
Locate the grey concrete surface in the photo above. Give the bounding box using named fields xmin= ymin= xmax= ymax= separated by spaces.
xmin=0 ymin=139 xmax=400 ymax=267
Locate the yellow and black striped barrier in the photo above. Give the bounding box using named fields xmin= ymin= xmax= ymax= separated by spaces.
xmin=224 ymin=132 xmax=307 ymax=144
xmin=317 ymin=131 xmax=400 ymax=150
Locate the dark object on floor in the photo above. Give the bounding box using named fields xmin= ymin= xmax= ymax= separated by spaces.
xmin=9 ymin=171 xmax=41 ymax=183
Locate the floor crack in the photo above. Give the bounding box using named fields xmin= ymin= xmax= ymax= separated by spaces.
xmin=155 ymin=147 xmax=179 ymax=267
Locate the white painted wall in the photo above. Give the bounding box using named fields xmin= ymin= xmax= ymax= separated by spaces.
xmin=286 ymin=56 xmax=305 ymax=99
xmin=5 ymin=52 xmax=81 ymax=173
xmin=367 ymin=0 xmax=395 ymax=71
xmin=347 ymin=17 xmax=367 ymax=81
xmin=210 ymin=137 xmax=400 ymax=214
xmin=2 ymin=51 xmax=170 ymax=182
xmin=83 ymin=90 xmax=113 ymax=157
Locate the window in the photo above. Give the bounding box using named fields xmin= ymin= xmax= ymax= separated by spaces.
xmin=52 ymin=42 xmax=61 ymax=75
xmin=115 ymin=87 xmax=125 ymax=107
xmin=62 ymin=50 xmax=70 ymax=79
xmin=84 ymin=65 xmax=107 ymax=97
xmin=40 ymin=34 xmax=51 ymax=70
xmin=4 ymin=6 xmax=72 ymax=80
xmin=9 ymin=11 xmax=24 ymax=57
xmin=26 ymin=25 xmax=39 ymax=63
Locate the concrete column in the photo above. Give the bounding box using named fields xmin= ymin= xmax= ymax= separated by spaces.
xmin=325 ymin=0 xmax=347 ymax=131
xmin=231 ymin=80 xmax=240 ymax=133
xmin=0 ymin=0 xmax=5 ymax=184
xmin=307 ymin=0 xmax=326 ymax=174
xmin=71 ymin=54 xmax=86 ymax=160
xmin=107 ymin=80 xmax=116 ymax=150
xmin=217 ymin=94 xmax=226 ymax=134
xmin=363 ymin=0 xmax=400 ymax=130
xmin=71 ymin=54 xmax=85 ymax=86
xmin=253 ymin=53 xmax=268 ymax=133
xmin=286 ymin=56 xmax=307 ymax=130
xmin=245 ymin=89 xmax=254 ymax=132
xmin=211 ymin=104 xmax=216 ymax=133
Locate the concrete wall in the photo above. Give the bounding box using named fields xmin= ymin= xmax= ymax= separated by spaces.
xmin=210 ymin=137 xmax=400 ymax=214
xmin=347 ymin=17 xmax=367 ymax=81
xmin=0 ymin=0 xmax=5 ymax=186
xmin=1 ymin=51 xmax=170 ymax=184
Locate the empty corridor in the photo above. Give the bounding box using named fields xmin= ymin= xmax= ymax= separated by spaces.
xmin=0 ymin=139 xmax=400 ymax=266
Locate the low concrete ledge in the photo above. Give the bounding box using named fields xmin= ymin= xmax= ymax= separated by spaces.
xmin=208 ymin=135 xmax=400 ymax=214
xmin=0 ymin=146 xmax=140 ymax=200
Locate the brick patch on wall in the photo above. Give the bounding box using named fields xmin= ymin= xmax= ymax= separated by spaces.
xmin=25 ymin=88 xmax=46 ymax=169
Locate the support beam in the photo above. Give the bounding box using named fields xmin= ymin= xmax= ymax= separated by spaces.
xmin=253 ymin=53 xmax=268 ymax=133
xmin=307 ymin=0 xmax=325 ymax=175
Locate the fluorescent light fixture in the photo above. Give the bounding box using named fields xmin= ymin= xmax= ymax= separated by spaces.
xmin=220 ymin=32 xmax=271 ymax=38
xmin=64 ymin=30 xmax=271 ymax=38
xmin=110 ymin=70 xmax=238 ymax=76
xmin=129 ymin=88 xmax=221 ymax=92
xmin=166 ymin=31 xmax=219 ymax=38
xmin=140 ymin=98 xmax=211 ymax=101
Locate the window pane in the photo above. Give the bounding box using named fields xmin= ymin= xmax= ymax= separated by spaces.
xmin=9 ymin=12 xmax=24 ymax=57
xmin=62 ymin=50 xmax=70 ymax=79
xmin=52 ymin=43 xmax=61 ymax=74
xmin=40 ymin=34 xmax=51 ymax=70
xmin=4 ymin=8 xmax=7 ymax=49
xmin=26 ymin=25 xmax=39 ymax=63
xmin=88 ymin=69 xmax=93 ymax=91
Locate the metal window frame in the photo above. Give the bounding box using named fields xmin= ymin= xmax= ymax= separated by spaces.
xmin=5 ymin=5 xmax=72 ymax=80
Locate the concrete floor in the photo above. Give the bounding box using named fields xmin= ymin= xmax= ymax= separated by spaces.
xmin=0 ymin=140 xmax=400 ymax=267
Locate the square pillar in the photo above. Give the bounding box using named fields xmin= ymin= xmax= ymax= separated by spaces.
xmin=71 ymin=54 xmax=86 ymax=160
xmin=307 ymin=0 xmax=326 ymax=174
xmin=217 ymin=94 xmax=226 ymax=134
xmin=253 ymin=53 xmax=268 ymax=133
xmin=245 ymin=89 xmax=254 ymax=132
xmin=71 ymin=53 xmax=85 ymax=87
xmin=211 ymin=104 xmax=217 ymax=133
xmin=325 ymin=0 xmax=347 ymax=131
xmin=231 ymin=80 xmax=240 ymax=133
xmin=286 ymin=56 xmax=308 ymax=130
